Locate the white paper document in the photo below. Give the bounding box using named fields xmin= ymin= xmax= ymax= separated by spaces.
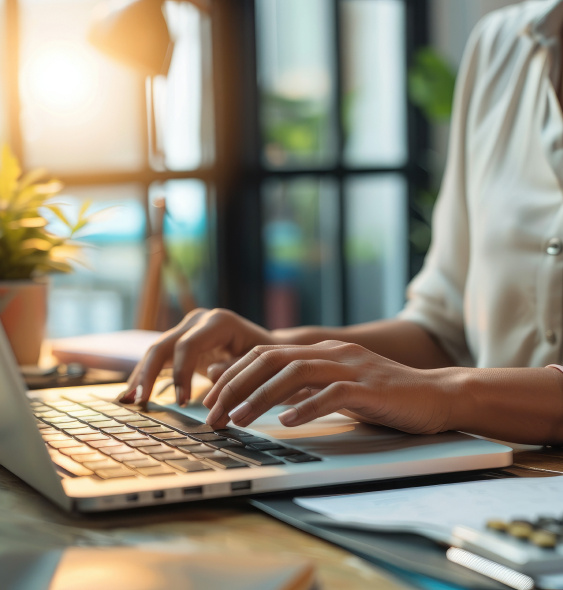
xmin=295 ymin=476 xmax=563 ymax=543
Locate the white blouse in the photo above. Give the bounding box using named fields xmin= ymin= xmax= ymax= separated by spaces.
xmin=399 ymin=0 xmax=563 ymax=368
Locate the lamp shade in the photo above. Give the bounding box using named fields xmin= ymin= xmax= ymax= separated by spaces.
xmin=89 ymin=0 xmax=173 ymax=76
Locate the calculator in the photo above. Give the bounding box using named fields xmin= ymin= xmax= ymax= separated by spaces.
xmin=450 ymin=517 xmax=563 ymax=589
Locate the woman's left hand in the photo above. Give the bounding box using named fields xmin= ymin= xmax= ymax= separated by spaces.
xmin=203 ymin=340 xmax=453 ymax=435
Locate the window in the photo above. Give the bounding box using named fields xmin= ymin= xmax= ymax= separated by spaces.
xmin=1 ymin=0 xmax=428 ymax=335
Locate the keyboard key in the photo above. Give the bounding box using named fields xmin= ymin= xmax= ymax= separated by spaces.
xmin=88 ymin=438 xmax=124 ymax=448
xmin=117 ymin=414 xmax=146 ymax=423
xmin=110 ymin=451 xmax=146 ymax=462
xmin=99 ymin=444 xmax=135 ymax=456
xmin=42 ymin=433 xmax=71 ymax=442
xmin=49 ymin=452 xmax=94 ymax=476
xmin=59 ymin=445 xmax=94 ymax=456
xmin=83 ymin=459 xmax=120 ymax=470
xmin=66 ymin=409 xmax=100 ymax=418
xmin=47 ymin=417 xmax=80 ymax=425
xmin=127 ymin=438 xmax=160 ymax=447
xmin=102 ymin=426 xmax=136 ymax=435
xmin=124 ymin=458 xmax=160 ymax=469
xmin=71 ymin=452 xmax=106 ymax=463
xmin=284 ymin=454 xmax=322 ymax=463
xmin=246 ymin=442 xmax=286 ymax=451
xmin=221 ymin=446 xmax=283 ymax=466
xmin=63 ymin=427 xmax=98 ymax=436
xmin=39 ymin=427 xmax=60 ymax=435
xmin=127 ymin=420 xmax=158 ymax=428
xmin=76 ymin=433 xmax=110 ymax=442
xmin=96 ymin=421 xmax=122 ymax=429
xmin=137 ymin=443 xmax=174 ymax=455
xmin=165 ymin=459 xmax=212 ymax=473
xmin=150 ymin=450 xmax=186 ymax=461
xmin=95 ymin=467 xmax=136 ymax=479
xmin=182 ymin=444 xmax=215 ymax=455
xmin=138 ymin=426 xmax=174 ymax=434
xmin=36 ymin=422 xmax=50 ymax=430
xmin=48 ymin=439 xmax=82 ymax=449
xmin=152 ymin=431 xmax=187 ymax=441
xmin=134 ymin=466 xmax=176 ymax=477
xmin=204 ymin=440 xmax=241 ymax=450
xmin=188 ymin=433 xmax=227 ymax=442
xmin=267 ymin=448 xmax=300 ymax=457
xmin=112 ymin=432 xmax=147 ymax=441
xmin=164 ymin=437 xmax=200 ymax=447
xmin=201 ymin=453 xmax=248 ymax=470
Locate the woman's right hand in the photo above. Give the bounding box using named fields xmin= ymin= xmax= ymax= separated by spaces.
xmin=120 ymin=308 xmax=276 ymax=406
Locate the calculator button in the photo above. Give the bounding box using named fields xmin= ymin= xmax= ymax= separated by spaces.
xmin=507 ymin=521 xmax=534 ymax=539
xmin=486 ymin=519 xmax=508 ymax=532
xmin=530 ymin=530 xmax=558 ymax=548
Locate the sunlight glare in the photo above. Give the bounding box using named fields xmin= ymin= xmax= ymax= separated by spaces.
xmin=23 ymin=43 xmax=98 ymax=115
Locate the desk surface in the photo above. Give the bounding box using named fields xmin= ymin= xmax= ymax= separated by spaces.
xmin=2 ymin=444 xmax=562 ymax=590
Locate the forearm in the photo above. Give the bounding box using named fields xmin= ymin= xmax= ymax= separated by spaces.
xmin=272 ymin=319 xmax=455 ymax=369
xmin=441 ymin=366 xmax=563 ymax=445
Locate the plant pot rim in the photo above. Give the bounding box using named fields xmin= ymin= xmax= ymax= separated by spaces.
xmin=0 ymin=277 xmax=50 ymax=286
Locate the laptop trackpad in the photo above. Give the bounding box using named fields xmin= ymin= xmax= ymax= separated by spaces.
xmin=183 ymin=405 xmax=446 ymax=458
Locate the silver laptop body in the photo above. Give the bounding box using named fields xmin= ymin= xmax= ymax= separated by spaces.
xmin=0 ymin=327 xmax=513 ymax=512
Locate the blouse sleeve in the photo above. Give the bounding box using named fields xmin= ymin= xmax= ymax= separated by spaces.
xmin=398 ymin=21 xmax=487 ymax=367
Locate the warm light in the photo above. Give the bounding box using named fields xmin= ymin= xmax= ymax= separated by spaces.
xmin=22 ymin=43 xmax=98 ymax=115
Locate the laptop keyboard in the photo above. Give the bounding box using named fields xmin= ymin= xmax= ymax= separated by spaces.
xmin=29 ymin=396 xmax=321 ymax=480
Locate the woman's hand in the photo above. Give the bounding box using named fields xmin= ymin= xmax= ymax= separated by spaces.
xmin=203 ymin=340 xmax=454 ymax=435
xmin=121 ymin=308 xmax=276 ymax=406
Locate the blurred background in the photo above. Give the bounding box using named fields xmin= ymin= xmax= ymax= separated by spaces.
xmin=0 ymin=0 xmax=520 ymax=338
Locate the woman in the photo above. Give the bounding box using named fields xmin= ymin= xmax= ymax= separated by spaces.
xmin=122 ymin=0 xmax=563 ymax=445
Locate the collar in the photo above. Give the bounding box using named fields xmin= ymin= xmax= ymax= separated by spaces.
xmin=525 ymin=0 xmax=563 ymax=44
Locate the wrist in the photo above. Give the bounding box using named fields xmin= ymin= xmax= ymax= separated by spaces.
xmin=426 ymin=367 xmax=475 ymax=433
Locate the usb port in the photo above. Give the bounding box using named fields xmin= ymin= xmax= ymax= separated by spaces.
xmin=231 ymin=481 xmax=251 ymax=491
xmin=183 ymin=486 xmax=203 ymax=497
xmin=125 ymin=493 xmax=139 ymax=502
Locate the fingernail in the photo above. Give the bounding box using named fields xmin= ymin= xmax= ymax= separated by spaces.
xmin=206 ymin=401 xmax=225 ymax=425
xmin=228 ymin=401 xmax=251 ymax=424
xmin=278 ymin=407 xmax=298 ymax=426
xmin=118 ymin=387 xmax=136 ymax=403
xmin=207 ymin=364 xmax=220 ymax=382
xmin=134 ymin=385 xmax=143 ymax=405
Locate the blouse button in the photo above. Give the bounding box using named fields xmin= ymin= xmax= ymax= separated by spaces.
xmin=546 ymin=330 xmax=557 ymax=345
xmin=546 ymin=238 xmax=562 ymax=256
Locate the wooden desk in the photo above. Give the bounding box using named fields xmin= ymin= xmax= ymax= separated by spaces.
xmin=2 ymin=445 xmax=562 ymax=589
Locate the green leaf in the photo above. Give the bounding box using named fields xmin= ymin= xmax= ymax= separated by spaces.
xmin=408 ymin=48 xmax=456 ymax=123
xmin=44 ymin=204 xmax=72 ymax=229
xmin=0 ymin=145 xmax=21 ymax=204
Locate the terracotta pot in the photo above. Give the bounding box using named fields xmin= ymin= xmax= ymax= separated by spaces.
xmin=0 ymin=278 xmax=48 ymax=366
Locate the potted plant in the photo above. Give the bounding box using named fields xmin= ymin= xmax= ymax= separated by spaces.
xmin=0 ymin=144 xmax=97 ymax=365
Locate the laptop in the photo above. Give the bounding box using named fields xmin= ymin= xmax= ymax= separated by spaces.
xmin=0 ymin=326 xmax=513 ymax=512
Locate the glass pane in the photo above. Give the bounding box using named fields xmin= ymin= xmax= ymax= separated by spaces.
xmin=47 ymin=184 xmax=146 ymax=338
xmin=256 ymin=0 xmax=336 ymax=168
xmin=154 ymin=2 xmax=214 ymax=171
xmin=345 ymin=175 xmax=407 ymax=324
xmin=263 ymin=177 xmax=339 ymax=329
xmin=341 ymin=0 xmax=407 ymax=167
xmin=19 ymin=0 xmax=145 ymax=173
xmin=149 ymin=179 xmax=214 ymax=325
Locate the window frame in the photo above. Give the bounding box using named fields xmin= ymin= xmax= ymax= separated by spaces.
xmin=2 ymin=0 xmax=430 ymax=328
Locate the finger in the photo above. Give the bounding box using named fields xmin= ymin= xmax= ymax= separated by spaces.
xmin=211 ymin=358 xmax=355 ymax=429
xmin=278 ymin=381 xmax=358 ymax=427
xmin=204 ymin=341 xmax=347 ymax=415
xmin=122 ymin=309 xmax=209 ymax=406
xmin=173 ymin=314 xmax=236 ymax=406
xmin=284 ymin=387 xmax=320 ymax=405
xmin=206 ymin=358 xmax=240 ymax=383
